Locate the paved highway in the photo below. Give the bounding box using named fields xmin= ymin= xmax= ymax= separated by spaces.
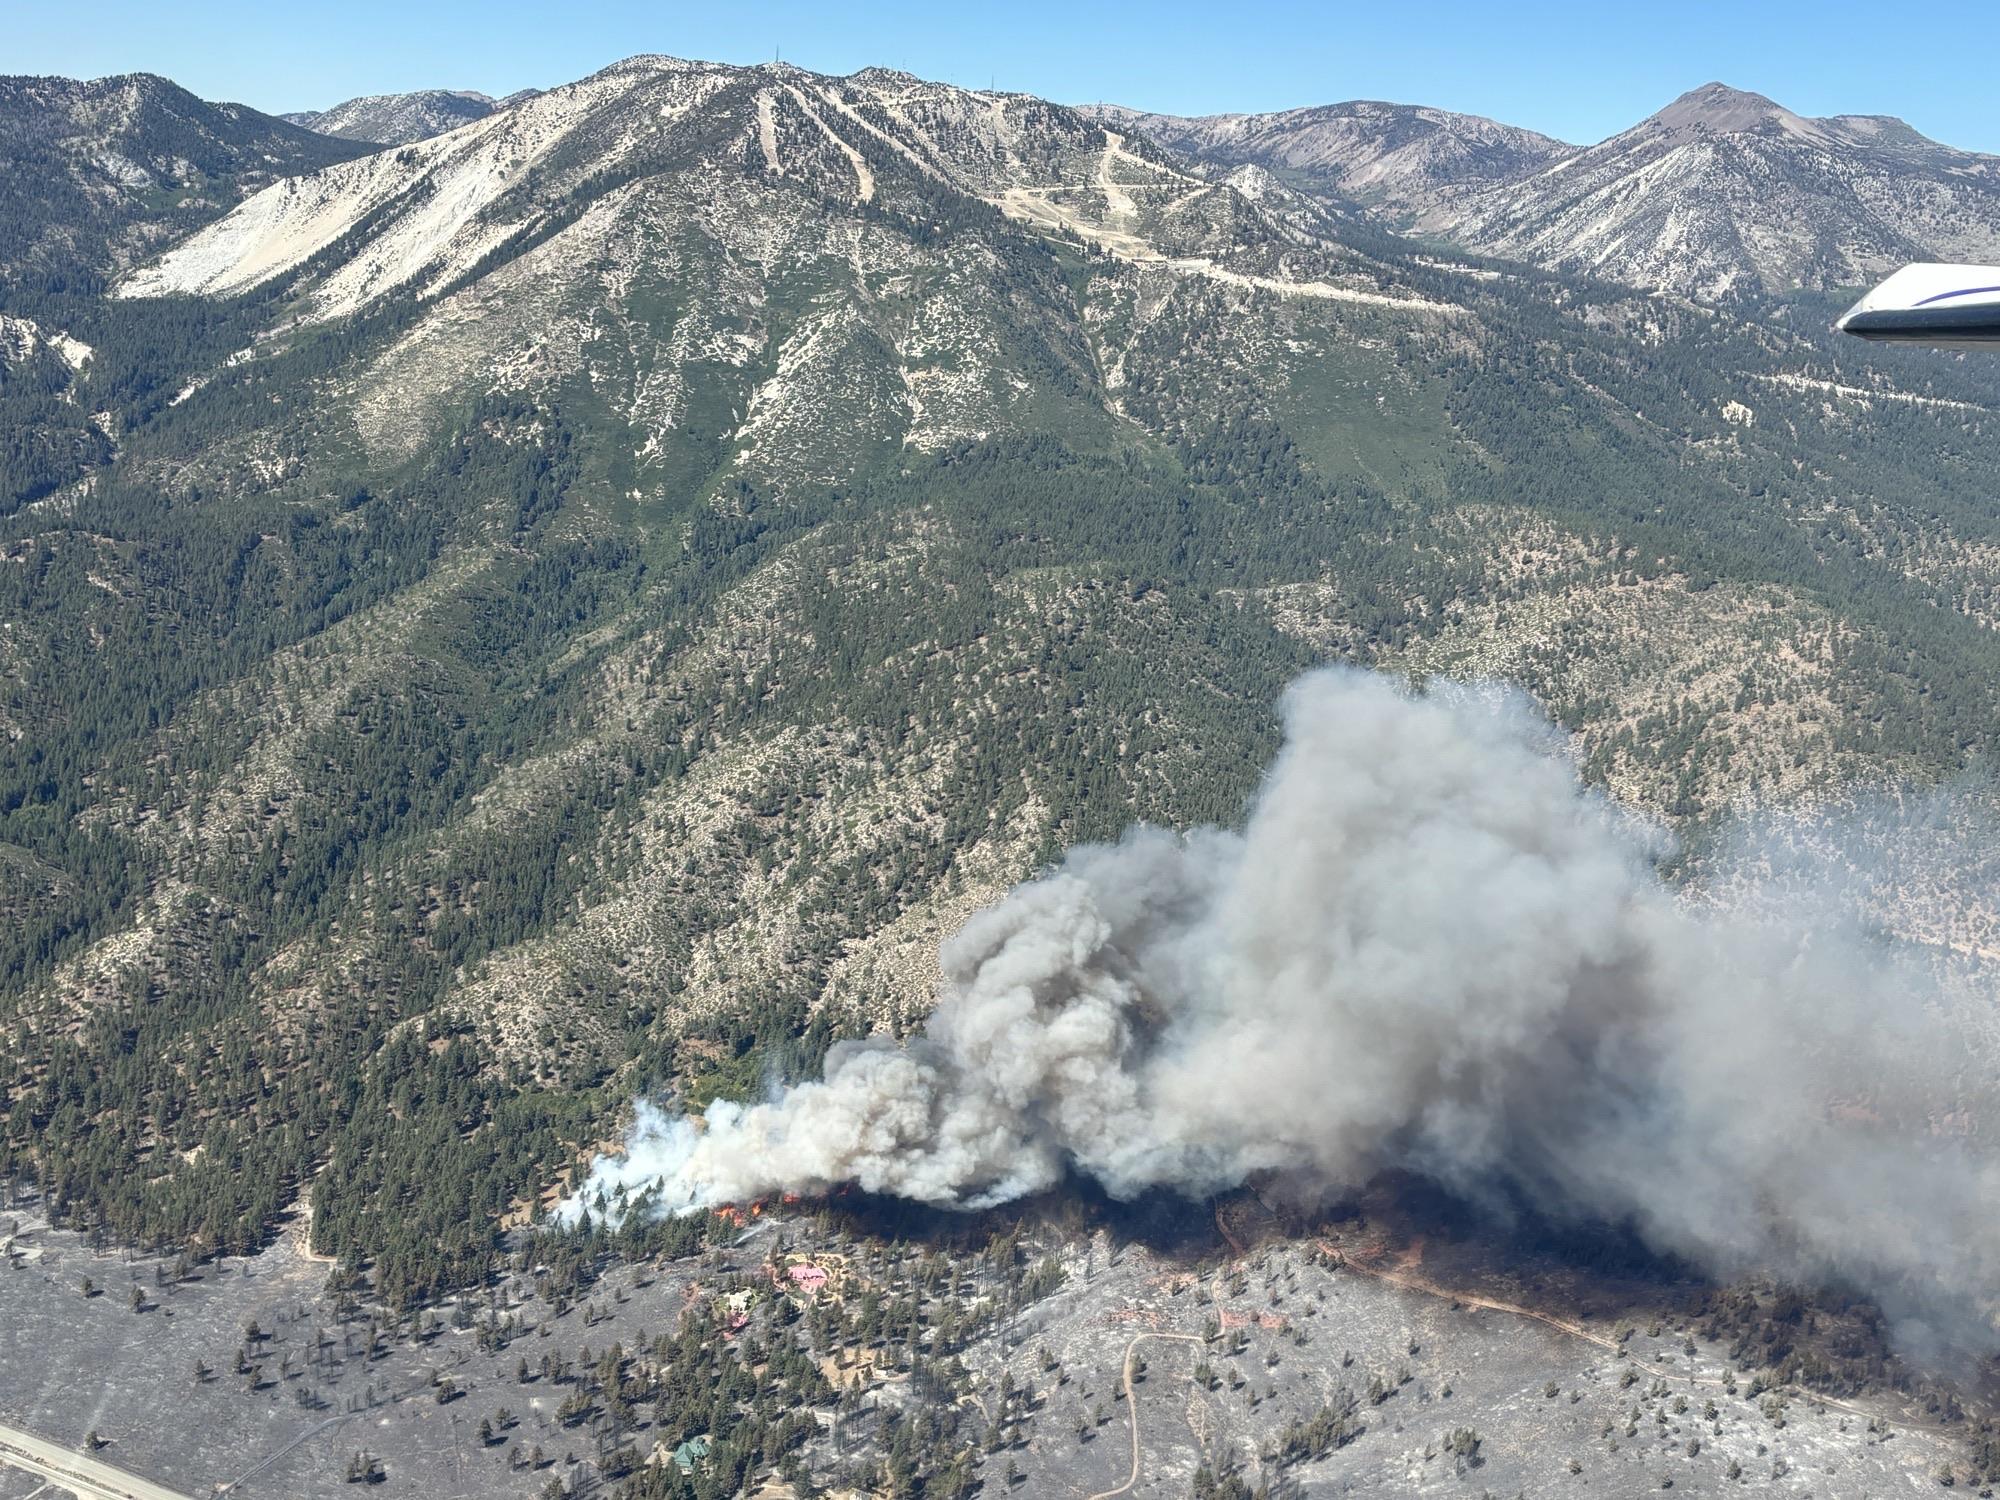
xmin=0 ymin=1422 xmax=199 ymax=1500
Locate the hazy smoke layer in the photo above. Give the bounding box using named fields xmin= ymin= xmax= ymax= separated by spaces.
xmin=563 ymin=670 xmax=2000 ymax=1351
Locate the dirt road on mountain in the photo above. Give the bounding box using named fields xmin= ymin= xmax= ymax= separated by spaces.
xmin=1085 ymin=1331 xmax=1205 ymax=1500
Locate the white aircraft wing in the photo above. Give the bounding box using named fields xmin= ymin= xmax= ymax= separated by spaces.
xmin=1838 ymin=263 xmax=2000 ymax=349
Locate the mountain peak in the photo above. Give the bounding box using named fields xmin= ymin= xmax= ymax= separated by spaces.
xmin=285 ymin=86 xmax=511 ymax=145
xmin=846 ymin=66 xmax=925 ymax=89
xmin=1644 ymin=81 xmax=1803 ymax=137
xmin=1436 ymin=74 xmax=2000 ymax=299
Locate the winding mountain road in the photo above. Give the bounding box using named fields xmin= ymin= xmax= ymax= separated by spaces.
xmin=1085 ymin=1331 xmax=1204 ymax=1500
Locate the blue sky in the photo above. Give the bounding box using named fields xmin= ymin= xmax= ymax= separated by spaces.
xmin=12 ymin=0 xmax=2000 ymax=152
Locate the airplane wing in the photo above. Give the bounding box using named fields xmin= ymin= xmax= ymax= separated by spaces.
xmin=1838 ymin=264 xmax=2000 ymax=349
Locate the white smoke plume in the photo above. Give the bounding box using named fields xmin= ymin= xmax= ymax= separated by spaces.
xmin=562 ymin=669 xmax=2000 ymax=1350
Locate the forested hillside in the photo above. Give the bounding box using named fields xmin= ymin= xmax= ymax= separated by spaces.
xmin=4 ymin=55 xmax=2000 ymax=1301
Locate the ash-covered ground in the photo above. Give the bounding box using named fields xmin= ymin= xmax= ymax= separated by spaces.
xmin=0 ymin=1466 xmax=50 ymax=1499
xmin=0 ymin=1185 xmax=1985 ymax=1498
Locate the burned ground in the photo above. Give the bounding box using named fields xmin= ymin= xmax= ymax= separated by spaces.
xmin=0 ymin=1180 xmax=1992 ymax=1498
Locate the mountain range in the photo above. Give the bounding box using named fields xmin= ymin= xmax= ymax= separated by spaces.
xmin=4 ymin=52 xmax=2000 ymax=1300
xmin=279 ymin=74 xmax=2000 ymax=301
xmin=1086 ymin=96 xmax=1572 ymax=218
xmin=1094 ymin=81 xmax=2000 ymax=299
xmin=281 ymin=86 xmax=542 ymax=145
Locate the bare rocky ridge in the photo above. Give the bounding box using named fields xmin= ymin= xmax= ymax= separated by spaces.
xmin=113 ymin=52 xmax=1441 ymax=470
xmin=282 ymin=88 xmax=521 ymax=146
xmin=1085 ymin=97 xmax=1573 ymax=219
xmin=1099 ymin=81 xmax=2000 ymax=300
xmin=124 ymin=55 xmax=1383 ymax=321
xmin=1443 ymin=82 xmax=2000 ymax=299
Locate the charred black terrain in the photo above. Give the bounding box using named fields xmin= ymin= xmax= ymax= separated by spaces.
xmin=4 ymin=1179 xmax=1993 ymax=1497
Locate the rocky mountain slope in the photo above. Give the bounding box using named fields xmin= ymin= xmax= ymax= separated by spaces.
xmin=1104 ymin=81 xmax=2000 ymax=300
xmin=1087 ymin=97 xmax=1572 ymax=219
xmin=283 ymin=87 xmax=513 ymax=145
xmin=5 ymin=51 xmax=2000 ymax=1314
xmin=1444 ymin=83 xmax=2000 ymax=299
xmin=0 ymin=72 xmax=367 ymax=286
